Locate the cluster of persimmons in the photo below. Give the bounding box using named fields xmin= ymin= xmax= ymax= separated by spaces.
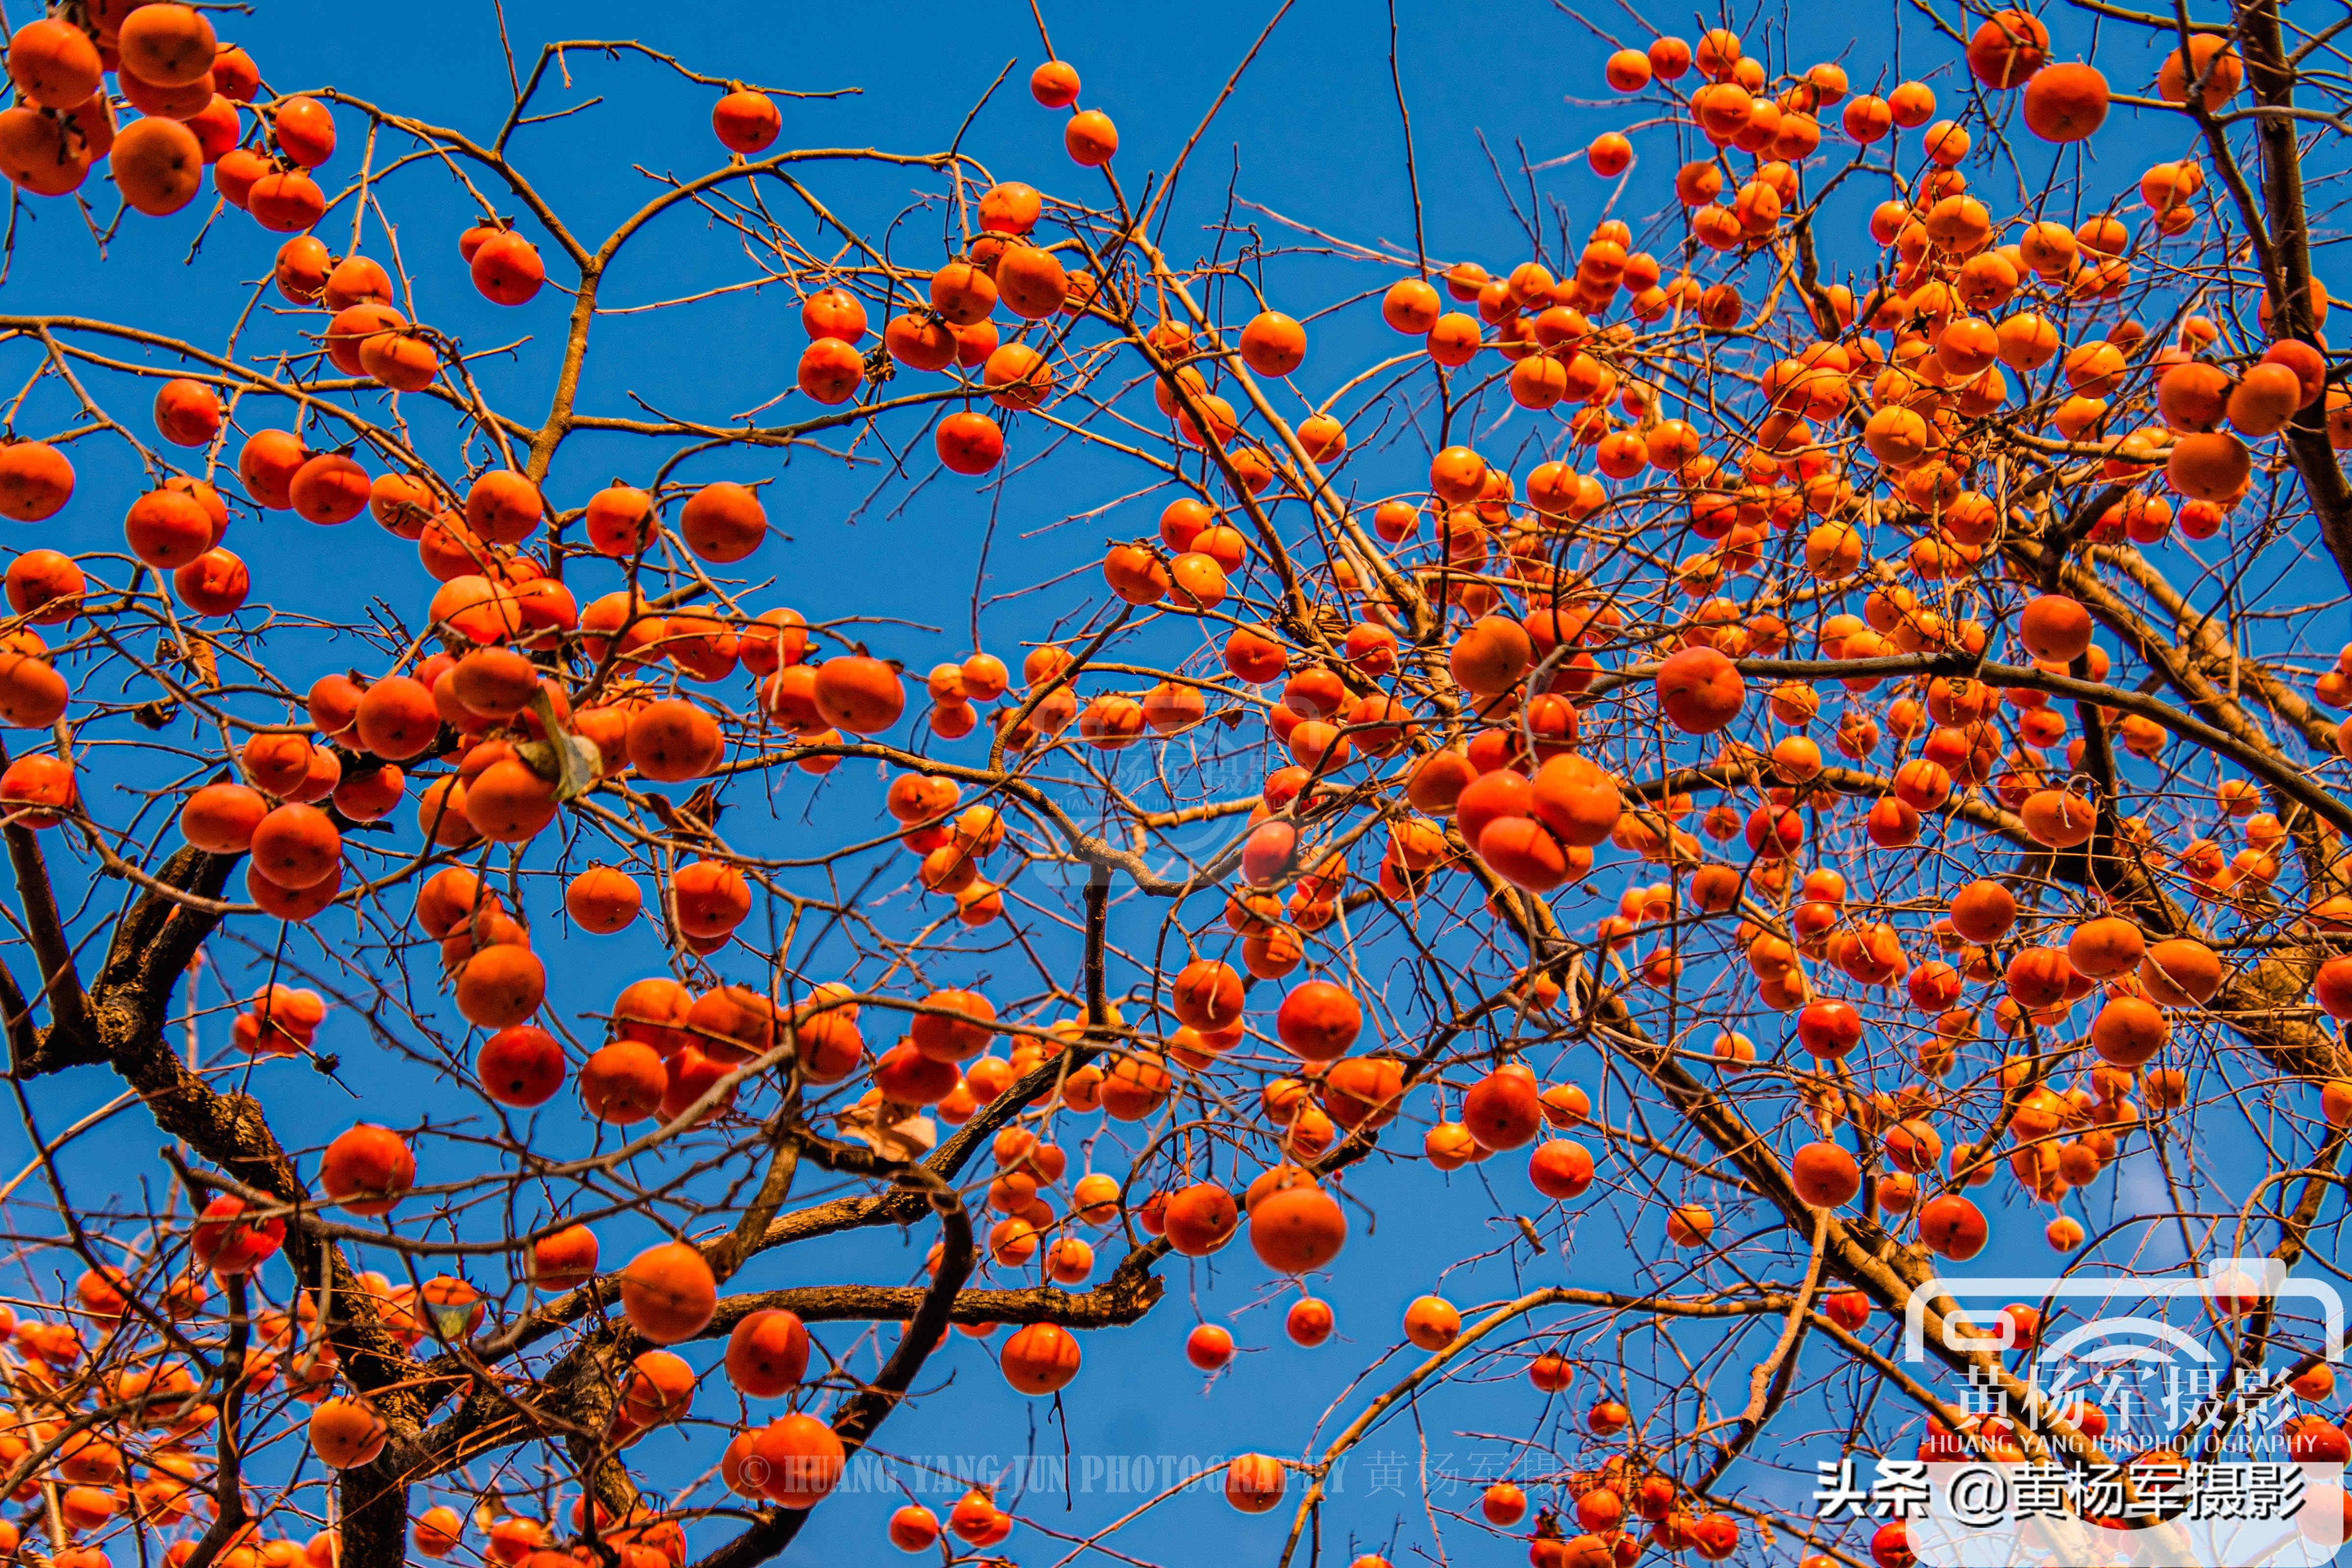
xmin=0 ymin=4 xmax=2350 ymax=1568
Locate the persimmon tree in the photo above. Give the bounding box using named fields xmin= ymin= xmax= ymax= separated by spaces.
xmin=3 ymin=3 xmax=2352 ymax=1568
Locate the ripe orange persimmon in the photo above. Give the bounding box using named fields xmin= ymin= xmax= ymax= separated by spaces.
xmin=470 ymin=231 xmax=543 ymax=305
xmin=2141 ymin=939 xmax=2223 ymax=1006
xmin=750 ymin=1413 xmax=845 ymax=1508
xmin=2066 ymin=916 xmax=2144 ymax=980
xmin=2169 ymin=432 xmax=2252 ymax=501
xmin=530 ymin=1225 xmax=599 ymax=1292
xmin=2157 ymin=35 xmax=2241 ymax=109
xmin=564 ymin=867 xmax=641 ymax=933
xmin=626 ymin=700 xmax=724 ymax=782
xmin=113 ymin=117 xmax=204 ymax=215
xmin=2018 ymin=593 xmax=2092 ymax=661
xmin=182 ymin=782 xmax=269 ymax=852
xmin=1249 ymin=1184 xmax=1347 ymax=1272
xmin=619 ymin=1242 xmax=717 ymax=1344
xmin=1528 ymin=1139 xmax=1595 ymax=1199
xmin=0 ymin=441 xmax=74 ymax=521
xmin=1449 ymin=616 xmax=1533 ymax=695
xmin=1275 ymin=980 xmax=1362 ymax=1061
xmin=1225 ymin=1454 xmax=1286 ymax=1513
xmin=2022 ymin=62 xmax=2108 ymax=142
xmin=1463 ymin=1067 xmax=1543 ymax=1150
xmin=1791 ymin=1142 xmax=1861 ymax=1207
xmin=477 ymin=1025 xmax=565 ymax=1107
xmin=1965 ymin=9 xmax=2046 ymax=89
xmin=1655 ymin=646 xmax=1744 ymax=732
xmin=455 ymin=945 xmax=546 ymax=1029
xmin=1403 ymin=1295 xmax=1461 ymax=1349
xmin=813 ymin=657 xmax=904 ymax=735
xmin=2090 ymin=996 xmax=2170 ymax=1067
xmin=1064 ymin=109 xmax=1117 ymax=166
xmin=1030 ymin=59 xmax=1080 ymax=106
xmin=1000 ymin=1322 xmax=1081 ymax=1394
xmin=307 ymin=1397 xmax=388 ymax=1470
xmin=1162 ymin=1182 xmax=1240 ymax=1256
xmin=319 ymin=1125 xmax=414 ymax=1216
xmin=726 ymin=1309 xmax=810 ymax=1397
xmin=8 ymin=20 xmax=104 ymax=111
xmin=712 ymin=89 xmax=780 ymax=153
xmin=1920 ymin=1195 xmax=1989 ymax=1259
xmin=579 ymin=1041 xmax=668 ymax=1123
xmin=463 ymin=758 xmax=557 ymax=843
xmin=1239 ymin=311 xmax=1307 ymax=377
xmin=249 ymin=803 xmax=341 ymax=888
xmin=0 ymin=754 xmax=74 ymax=829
